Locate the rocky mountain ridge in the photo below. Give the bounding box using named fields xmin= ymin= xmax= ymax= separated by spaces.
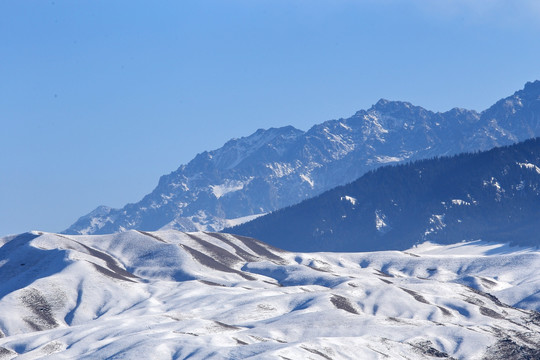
xmin=66 ymin=81 xmax=540 ymax=235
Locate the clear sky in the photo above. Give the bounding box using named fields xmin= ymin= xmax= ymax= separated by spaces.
xmin=2 ymin=0 xmax=540 ymax=236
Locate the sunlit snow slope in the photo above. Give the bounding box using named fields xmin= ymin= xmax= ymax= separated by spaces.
xmin=1 ymin=231 xmax=540 ymax=359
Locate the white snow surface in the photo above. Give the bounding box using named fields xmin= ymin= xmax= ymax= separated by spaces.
xmin=517 ymin=161 xmax=540 ymax=174
xmin=265 ymin=162 xmax=296 ymax=178
xmin=160 ymin=212 xmax=266 ymax=233
xmin=210 ymin=179 xmax=252 ymax=199
xmin=451 ymin=199 xmax=471 ymax=206
xmin=1 ymin=231 xmax=540 ymax=359
xmin=374 ymin=155 xmax=403 ymax=163
xmin=340 ymin=195 xmax=357 ymax=205
xmin=222 ymin=213 xmax=267 ymax=228
xmin=299 ymin=173 xmax=314 ymax=187
xmin=374 ymin=210 xmax=389 ymax=233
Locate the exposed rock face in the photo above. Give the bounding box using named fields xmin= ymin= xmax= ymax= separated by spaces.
xmin=66 ymin=81 xmax=540 ymax=235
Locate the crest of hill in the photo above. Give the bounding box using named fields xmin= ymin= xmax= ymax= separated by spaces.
xmin=3 ymin=230 xmax=540 ymax=358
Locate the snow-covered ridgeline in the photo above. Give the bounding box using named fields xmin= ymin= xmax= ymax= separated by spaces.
xmin=1 ymin=231 xmax=540 ymax=359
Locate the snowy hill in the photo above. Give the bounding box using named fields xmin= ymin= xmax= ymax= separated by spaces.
xmin=228 ymin=137 xmax=540 ymax=252
xmin=66 ymin=81 xmax=540 ymax=235
xmin=2 ymin=230 xmax=540 ymax=358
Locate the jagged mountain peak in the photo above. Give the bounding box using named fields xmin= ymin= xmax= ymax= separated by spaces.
xmin=65 ymin=81 xmax=540 ymax=236
xmin=88 ymin=205 xmax=113 ymax=216
xmin=521 ymin=80 xmax=540 ymax=96
xmin=223 ymin=125 xmax=303 ymax=148
xmin=369 ymin=98 xmax=420 ymax=113
xmin=348 ymin=98 xmax=440 ymax=135
xmin=479 ymin=81 xmax=540 ymax=141
xmin=189 ymin=125 xmax=304 ymax=171
xmin=443 ymin=106 xmax=479 ymax=116
xmin=66 ymin=205 xmax=115 ymax=236
xmin=483 ymin=80 xmax=540 ymax=114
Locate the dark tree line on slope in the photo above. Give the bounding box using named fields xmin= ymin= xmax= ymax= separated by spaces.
xmin=226 ymin=138 xmax=540 ymax=252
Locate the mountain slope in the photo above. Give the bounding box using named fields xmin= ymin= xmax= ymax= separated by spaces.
xmin=2 ymin=230 xmax=540 ymax=359
xmin=227 ymin=137 xmax=540 ymax=252
xmin=66 ymin=81 xmax=540 ymax=235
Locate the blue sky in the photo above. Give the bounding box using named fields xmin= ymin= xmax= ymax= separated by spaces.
xmin=2 ymin=0 xmax=540 ymax=236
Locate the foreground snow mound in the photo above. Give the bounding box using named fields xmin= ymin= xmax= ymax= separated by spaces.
xmin=1 ymin=231 xmax=540 ymax=359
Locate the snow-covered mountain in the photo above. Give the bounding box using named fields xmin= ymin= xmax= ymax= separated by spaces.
xmin=66 ymin=81 xmax=540 ymax=235
xmin=228 ymin=137 xmax=540 ymax=252
xmin=2 ymin=230 xmax=540 ymax=359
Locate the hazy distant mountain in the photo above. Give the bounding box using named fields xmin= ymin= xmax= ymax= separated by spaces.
xmin=227 ymin=138 xmax=540 ymax=252
xmin=3 ymin=230 xmax=540 ymax=358
xmin=66 ymin=81 xmax=540 ymax=235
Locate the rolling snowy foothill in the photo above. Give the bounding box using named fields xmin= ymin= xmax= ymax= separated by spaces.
xmin=1 ymin=231 xmax=540 ymax=359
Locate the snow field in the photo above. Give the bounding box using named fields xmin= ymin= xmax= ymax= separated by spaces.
xmin=1 ymin=231 xmax=540 ymax=359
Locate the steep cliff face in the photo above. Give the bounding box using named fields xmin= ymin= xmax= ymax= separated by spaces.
xmin=66 ymin=81 xmax=540 ymax=235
